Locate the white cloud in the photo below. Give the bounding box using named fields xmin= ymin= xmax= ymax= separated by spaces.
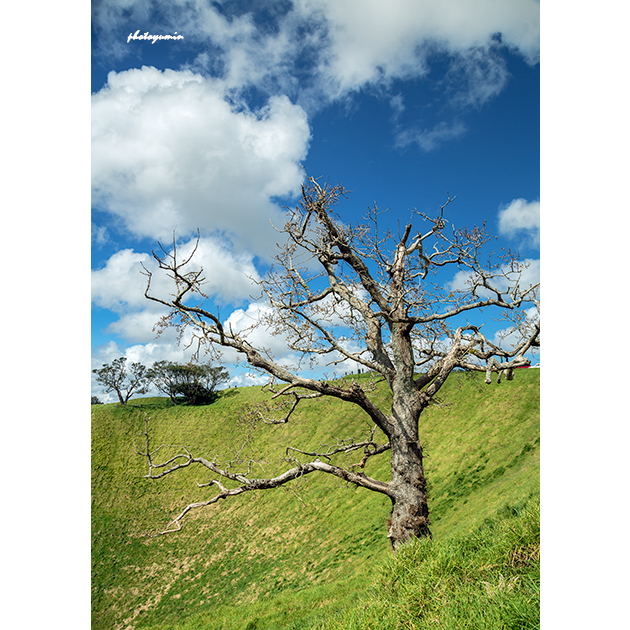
xmin=91 ymin=222 xmax=109 ymax=246
xmin=444 ymin=43 xmax=509 ymax=109
xmin=228 ymin=372 xmax=270 ymax=388
xmin=92 ymin=66 xmax=310 ymax=254
xmin=91 ymin=340 xmax=126 ymax=370
xmin=91 ymin=249 xmax=152 ymax=313
xmin=92 ymin=235 xmax=262 ymax=343
xmin=173 ymin=236 xmax=262 ymax=302
xmin=90 ymin=1 xmax=540 ymax=181
xmin=295 ymin=0 xmax=539 ymax=97
xmin=389 ymin=94 xmax=405 ymax=119
xmin=492 ymin=305 xmax=540 ymax=356
xmin=221 ymin=301 xmax=345 ymax=372
xmin=448 ymin=259 xmax=540 ymax=297
xmin=92 ymin=336 xmax=211 ymax=373
xmin=105 ymin=311 xmax=169 ymax=344
xmin=91 ymin=300 xmax=305 ymax=400
xmin=396 ymin=120 xmax=467 ymax=152
xmin=224 ymin=302 xmax=293 ymax=360
xmin=498 ymin=198 xmax=540 ymax=246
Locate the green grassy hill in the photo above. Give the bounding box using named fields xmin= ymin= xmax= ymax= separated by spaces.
xmin=92 ymin=369 xmax=539 ymax=630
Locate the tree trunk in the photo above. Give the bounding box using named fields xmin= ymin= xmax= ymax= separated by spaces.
xmin=387 ymin=427 xmax=431 ymax=550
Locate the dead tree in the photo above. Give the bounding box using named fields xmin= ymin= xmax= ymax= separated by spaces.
xmin=141 ymin=177 xmax=540 ymax=550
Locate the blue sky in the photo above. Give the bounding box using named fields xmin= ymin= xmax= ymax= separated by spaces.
xmin=91 ymin=0 xmax=541 ymax=400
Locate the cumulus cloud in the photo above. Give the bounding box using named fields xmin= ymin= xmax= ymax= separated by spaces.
xmin=92 ymin=249 xmax=152 ymax=313
xmin=91 ymin=222 xmax=109 ymax=246
xmin=444 ymin=43 xmax=509 ymax=109
xmin=169 ymin=236 xmax=262 ymax=302
xmin=92 ymin=234 xmax=262 ymax=345
xmin=227 ymin=372 xmax=270 ymax=388
xmin=91 ymin=1 xmax=540 ymax=192
xmin=105 ymin=311 xmax=169 ymax=344
xmin=491 ymin=305 xmax=540 ymax=361
xmin=297 ymin=0 xmax=538 ymax=98
xmin=92 ymin=334 xmax=216 ymax=372
xmin=221 ymin=301 xmax=361 ymax=373
xmin=91 ymin=247 xmax=173 ymax=345
xmin=498 ymin=198 xmax=540 ymax=246
xmin=92 ymin=66 xmax=310 ymax=253
xmin=224 ymin=302 xmax=296 ymax=362
xmin=91 ymin=297 xmax=321 ymax=400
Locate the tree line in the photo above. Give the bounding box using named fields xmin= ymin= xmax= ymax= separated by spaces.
xmin=92 ymin=357 xmax=229 ymax=406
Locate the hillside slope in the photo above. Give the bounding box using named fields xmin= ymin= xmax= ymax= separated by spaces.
xmin=92 ymin=369 xmax=539 ymax=630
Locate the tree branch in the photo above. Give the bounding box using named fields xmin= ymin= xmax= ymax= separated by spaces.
xmin=137 ymin=410 xmax=393 ymax=536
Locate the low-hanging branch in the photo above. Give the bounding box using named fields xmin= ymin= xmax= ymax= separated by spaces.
xmin=137 ymin=413 xmax=392 ymax=537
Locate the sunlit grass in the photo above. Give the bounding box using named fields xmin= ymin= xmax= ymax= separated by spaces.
xmin=322 ymin=494 xmax=539 ymax=630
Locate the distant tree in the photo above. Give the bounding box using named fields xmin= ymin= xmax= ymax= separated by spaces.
xmin=140 ymin=177 xmax=539 ymax=550
xmin=171 ymin=363 xmax=229 ymax=405
xmin=92 ymin=357 xmax=150 ymax=406
xmin=146 ymin=360 xmax=181 ymax=405
xmin=91 ymin=396 xmax=103 ymax=405
xmin=147 ymin=361 xmax=229 ymax=405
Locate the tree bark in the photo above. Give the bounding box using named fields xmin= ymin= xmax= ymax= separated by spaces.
xmin=383 ymin=312 xmax=432 ymax=548
xmin=386 ymin=388 xmax=431 ymax=549
xmin=387 ymin=434 xmax=431 ymax=549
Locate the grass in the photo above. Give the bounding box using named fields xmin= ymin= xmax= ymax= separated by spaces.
xmin=92 ymin=369 xmax=539 ymax=629
xmin=322 ymin=494 xmax=540 ymax=630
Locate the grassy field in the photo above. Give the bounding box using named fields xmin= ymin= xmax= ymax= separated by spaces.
xmin=92 ymin=369 xmax=539 ymax=629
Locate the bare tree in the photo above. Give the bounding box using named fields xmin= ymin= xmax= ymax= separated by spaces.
xmin=141 ymin=177 xmax=539 ymax=550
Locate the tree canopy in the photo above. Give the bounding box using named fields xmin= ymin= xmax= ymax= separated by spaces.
xmin=147 ymin=361 xmax=229 ymax=405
